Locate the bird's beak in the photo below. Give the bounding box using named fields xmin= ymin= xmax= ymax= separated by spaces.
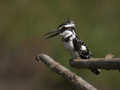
xmin=44 ymin=29 xmax=60 ymax=39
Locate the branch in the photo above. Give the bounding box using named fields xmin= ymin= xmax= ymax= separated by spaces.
xmin=70 ymin=58 xmax=120 ymax=70
xmin=35 ymin=53 xmax=97 ymax=90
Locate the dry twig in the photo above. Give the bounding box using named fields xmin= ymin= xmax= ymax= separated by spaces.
xmin=35 ymin=53 xmax=97 ymax=90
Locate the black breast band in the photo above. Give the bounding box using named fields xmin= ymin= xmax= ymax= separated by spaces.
xmin=62 ymin=35 xmax=72 ymax=42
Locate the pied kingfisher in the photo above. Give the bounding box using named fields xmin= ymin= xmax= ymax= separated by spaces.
xmin=44 ymin=19 xmax=100 ymax=75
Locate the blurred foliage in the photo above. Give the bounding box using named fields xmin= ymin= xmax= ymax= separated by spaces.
xmin=0 ymin=0 xmax=120 ymax=90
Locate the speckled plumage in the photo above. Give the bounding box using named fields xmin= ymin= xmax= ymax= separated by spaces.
xmin=45 ymin=19 xmax=100 ymax=75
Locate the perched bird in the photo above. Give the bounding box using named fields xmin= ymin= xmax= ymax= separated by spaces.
xmin=44 ymin=19 xmax=100 ymax=75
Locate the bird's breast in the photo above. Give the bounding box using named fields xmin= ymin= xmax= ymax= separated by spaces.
xmin=62 ymin=40 xmax=79 ymax=58
xmin=63 ymin=40 xmax=74 ymax=51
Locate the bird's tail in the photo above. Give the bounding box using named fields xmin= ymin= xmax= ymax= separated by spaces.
xmin=91 ymin=68 xmax=100 ymax=75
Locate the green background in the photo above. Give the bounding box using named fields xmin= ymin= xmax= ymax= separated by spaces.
xmin=0 ymin=0 xmax=120 ymax=90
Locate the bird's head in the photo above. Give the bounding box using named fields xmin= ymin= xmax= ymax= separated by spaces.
xmin=44 ymin=19 xmax=76 ymax=39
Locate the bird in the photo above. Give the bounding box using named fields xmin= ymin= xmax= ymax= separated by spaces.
xmin=44 ymin=19 xmax=100 ymax=75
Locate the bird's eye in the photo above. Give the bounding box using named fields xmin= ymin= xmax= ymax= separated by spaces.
xmin=63 ymin=27 xmax=67 ymax=29
xmin=60 ymin=28 xmax=66 ymax=33
xmin=68 ymin=27 xmax=75 ymax=30
xmin=63 ymin=27 xmax=74 ymax=29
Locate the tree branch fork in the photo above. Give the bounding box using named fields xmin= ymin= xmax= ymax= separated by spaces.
xmin=35 ymin=53 xmax=120 ymax=90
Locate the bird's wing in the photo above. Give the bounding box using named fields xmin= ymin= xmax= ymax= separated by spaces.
xmin=73 ymin=38 xmax=92 ymax=59
xmin=73 ymin=37 xmax=86 ymax=51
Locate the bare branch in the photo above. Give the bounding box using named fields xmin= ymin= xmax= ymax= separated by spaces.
xmin=35 ymin=53 xmax=97 ymax=90
xmin=70 ymin=58 xmax=120 ymax=70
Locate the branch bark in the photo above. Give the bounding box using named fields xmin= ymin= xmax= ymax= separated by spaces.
xmin=70 ymin=58 xmax=120 ymax=70
xmin=35 ymin=53 xmax=97 ymax=90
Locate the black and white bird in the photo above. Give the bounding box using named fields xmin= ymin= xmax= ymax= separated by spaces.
xmin=44 ymin=19 xmax=100 ymax=75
